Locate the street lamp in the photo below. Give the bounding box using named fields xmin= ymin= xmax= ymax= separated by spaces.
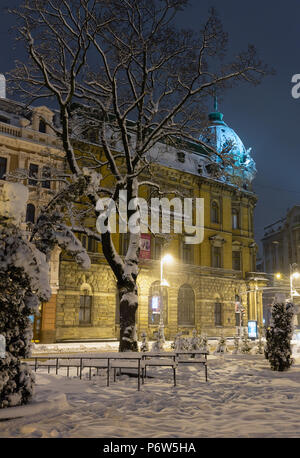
xmin=159 ymin=254 xmax=174 ymax=341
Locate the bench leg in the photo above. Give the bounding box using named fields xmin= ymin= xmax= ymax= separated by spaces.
xmin=173 ymin=368 xmax=176 ymax=387
xmin=89 ymin=367 xmax=92 ymax=380
xmin=114 ymin=368 xmax=116 ymax=382
xmin=107 ymin=364 xmax=110 ymax=387
xmin=205 ymin=364 xmax=208 ymax=382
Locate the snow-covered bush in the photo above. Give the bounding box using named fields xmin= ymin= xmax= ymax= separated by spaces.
xmin=0 ymin=220 xmax=51 ymax=408
xmin=151 ymin=328 xmax=165 ymax=351
xmin=232 ymin=335 xmax=241 ymax=354
xmin=140 ymin=332 xmax=149 ymax=352
xmin=214 ymin=334 xmax=228 ymax=354
xmin=199 ymin=335 xmax=210 ymax=354
xmin=241 ymin=329 xmax=252 ymax=354
xmin=265 ymin=302 xmax=295 ymax=371
xmin=188 ymin=329 xmax=202 ymax=351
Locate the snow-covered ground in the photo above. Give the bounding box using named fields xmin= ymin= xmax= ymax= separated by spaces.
xmin=1 ymin=353 xmax=300 ymax=438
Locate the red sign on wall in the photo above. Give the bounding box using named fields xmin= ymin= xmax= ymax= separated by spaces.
xmin=140 ymin=233 xmax=151 ymax=259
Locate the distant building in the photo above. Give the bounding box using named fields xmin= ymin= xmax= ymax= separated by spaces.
xmin=261 ymin=207 xmax=300 ymax=326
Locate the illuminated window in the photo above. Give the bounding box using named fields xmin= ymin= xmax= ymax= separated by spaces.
xmin=148 ymin=281 xmax=168 ymax=325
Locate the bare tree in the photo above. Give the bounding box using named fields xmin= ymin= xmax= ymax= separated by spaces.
xmin=9 ymin=0 xmax=271 ymax=351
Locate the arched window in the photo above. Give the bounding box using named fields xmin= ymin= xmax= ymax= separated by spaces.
xmin=148 ymin=281 xmax=168 ymax=325
xmin=79 ymin=285 xmax=92 ymax=325
xmin=26 ymin=203 xmax=35 ymax=224
xmin=232 ymin=208 xmax=239 ymax=229
xmin=39 ymin=119 xmax=46 ymax=133
xmin=211 ymin=201 xmax=220 ymax=224
xmin=178 ymin=284 xmax=195 ymax=326
xmin=214 ymin=302 xmax=223 ymax=326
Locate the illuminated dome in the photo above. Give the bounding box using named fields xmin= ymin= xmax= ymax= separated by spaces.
xmin=199 ymin=98 xmax=256 ymax=187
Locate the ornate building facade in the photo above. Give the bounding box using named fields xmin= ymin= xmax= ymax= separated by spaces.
xmin=0 ymin=76 xmax=266 ymax=343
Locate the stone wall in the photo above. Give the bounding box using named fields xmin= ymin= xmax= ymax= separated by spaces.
xmin=54 ymin=259 xmax=250 ymax=342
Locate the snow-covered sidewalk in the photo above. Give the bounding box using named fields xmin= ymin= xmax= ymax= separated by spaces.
xmin=0 ymin=354 xmax=300 ymax=438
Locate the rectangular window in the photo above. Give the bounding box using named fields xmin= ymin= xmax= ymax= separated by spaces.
xmin=212 ymin=246 xmax=222 ymax=268
xmin=232 ymin=251 xmax=241 ymax=271
xmin=88 ymin=236 xmax=95 ymax=253
xmin=42 ymin=166 xmax=51 ymax=189
xmin=79 ymin=295 xmax=92 ymax=324
xmin=215 ymin=302 xmax=222 ymax=326
xmin=182 ymin=242 xmax=193 ymax=265
xmin=29 ymin=163 xmax=39 ymax=186
xmin=120 ymin=233 xmax=130 ymax=256
xmin=0 ymin=157 xmax=7 ymax=180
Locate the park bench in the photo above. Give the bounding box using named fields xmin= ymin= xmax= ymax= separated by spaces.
xmin=175 ymin=351 xmax=208 ymax=382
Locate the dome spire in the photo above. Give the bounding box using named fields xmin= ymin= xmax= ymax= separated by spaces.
xmin=208 ymin=94 xmax=223 ymax=122
xmin=214 ymin=94 xmax=218 ymax=112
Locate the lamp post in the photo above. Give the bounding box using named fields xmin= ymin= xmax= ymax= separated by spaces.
xmin=159 ymin=254 xmax=173 ymax=341
xmin=290 ymin=263 xmax=300 ymax=302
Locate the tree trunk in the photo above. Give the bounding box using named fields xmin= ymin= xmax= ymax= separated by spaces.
xmin=118 ymin=281 xmax=138 ymax=352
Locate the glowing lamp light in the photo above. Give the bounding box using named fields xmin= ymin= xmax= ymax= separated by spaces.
xmin=292 ymin=272 xmax=300 ymax=279
xmin=161 ymin=254 xmax=174 ymax=265
xmin=275 ymin=273 xmax=282 ymax=280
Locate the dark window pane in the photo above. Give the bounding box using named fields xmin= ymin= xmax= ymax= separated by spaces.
xmin=42 ymin=166 xmax=51 ymax=189
xmin=211 ymin=202 xmax=219 ymax=223
xmin=0 ymin=157 xmax=7 ymax=180
xmin=178 ymin=284 xmax=195 ymax=325
xmin=26 ymin=204 xmax=35 ymax=224
xmin=215 ymin=302 xmax=222 ymax=326
xmin=79 ymin=294 xmax=92 ymax=324
xmin=232 ymin=251 xmax=241 ymax=271
xmin=29 ymin=164 xmax=39 ymax=186
xmin=39 ymin=120 xmax=46 ymax=133
xmin=212 ymin=247 xmax=222 ymax=268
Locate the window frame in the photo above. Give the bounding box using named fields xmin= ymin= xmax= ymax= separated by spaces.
xmin=177 ymin=284 xmax=195 ymax=326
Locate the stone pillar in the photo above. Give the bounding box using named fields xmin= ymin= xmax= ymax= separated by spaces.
xmin=40 ymin=246 xmax=61 ymax=343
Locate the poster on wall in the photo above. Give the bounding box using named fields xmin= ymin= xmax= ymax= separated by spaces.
xmin=248 ymin=320 xmax=258 ymax=340
xmin=140 ymin=233 xmax=151 ymax=259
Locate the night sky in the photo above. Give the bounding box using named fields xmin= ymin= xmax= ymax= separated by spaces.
xmin=1 ymin=0 xmax=300 ymax=255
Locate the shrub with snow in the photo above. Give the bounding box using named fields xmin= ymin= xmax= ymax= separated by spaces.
xmin=214 ymin=334 xmax=228 ymax=354
xmin=265 ymin=302 xmax=295 ymax=372
xmin=241 ymin=329 xmax=252 ymax=354
xmin=0 ymin=221 xmax=51 ymax=408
